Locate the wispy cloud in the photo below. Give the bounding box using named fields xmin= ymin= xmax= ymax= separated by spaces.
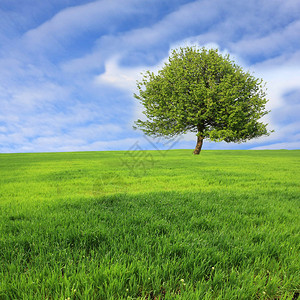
xmin=251 ymin=141 xmax=300 ymax=150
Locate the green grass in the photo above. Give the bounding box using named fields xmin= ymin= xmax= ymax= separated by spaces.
xmin=0 ymin=150 xmax=299 ymax=299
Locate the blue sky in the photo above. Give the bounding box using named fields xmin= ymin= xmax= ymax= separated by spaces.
xmin=0 ymin=0 xmax=300 ymax=153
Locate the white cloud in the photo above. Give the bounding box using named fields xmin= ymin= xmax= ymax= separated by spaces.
xmin=95 ymin=56 xmax=172 ymax=127
xmin=0 ymin=126 xmax=7 ymax=133
xmin=83 ymin=138 xmax=140 ymax=152
xmin=255 ymin=65 xmax=300 ymax=110
xmin=12 ymin=83 xmax=70 ymax=111
xmin=22 ymin=0 xmax=143 ymax=50
xmin=95 ymin=57 xmax=144 ymax=92
xmin=69 ymin=123 xmax=123 ymax=141
xmin=251 ymin=141 xmax=300 ymax=150
xmin=230 ymin=20 xmax=300 ymax=59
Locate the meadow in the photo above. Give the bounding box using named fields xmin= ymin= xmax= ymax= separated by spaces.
xmin=0 ymin=149 xmax=299 ymax=299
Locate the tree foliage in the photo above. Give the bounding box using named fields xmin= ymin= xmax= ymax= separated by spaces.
xmin=133 ymin=46 xmax=272 ymax=154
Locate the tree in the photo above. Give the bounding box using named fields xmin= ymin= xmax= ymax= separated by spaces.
xmin=133 ymin=46 xmax=273 ymax=154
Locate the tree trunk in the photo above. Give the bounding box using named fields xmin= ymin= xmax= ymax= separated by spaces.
xmin=193 ymin=135 xmax=204 ymax=155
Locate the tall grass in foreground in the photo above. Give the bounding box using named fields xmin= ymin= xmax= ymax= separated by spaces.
xmin=0 ymin=150 xmax=299 ymax=299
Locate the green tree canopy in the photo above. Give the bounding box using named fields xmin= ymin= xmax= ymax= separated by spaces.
xmin=133 ymin=46 xmax=272 ymax=154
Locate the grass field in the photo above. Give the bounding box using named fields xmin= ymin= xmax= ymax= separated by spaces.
xmin=0 ymin=149 xmax=299 ymax=299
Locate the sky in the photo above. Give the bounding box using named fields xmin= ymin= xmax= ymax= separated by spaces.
xmin=0 ymin=0 xmax=300 ymax=153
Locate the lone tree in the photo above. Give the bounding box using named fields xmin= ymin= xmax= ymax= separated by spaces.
xmin=133 ymin=46 xmax=272 ymax=154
